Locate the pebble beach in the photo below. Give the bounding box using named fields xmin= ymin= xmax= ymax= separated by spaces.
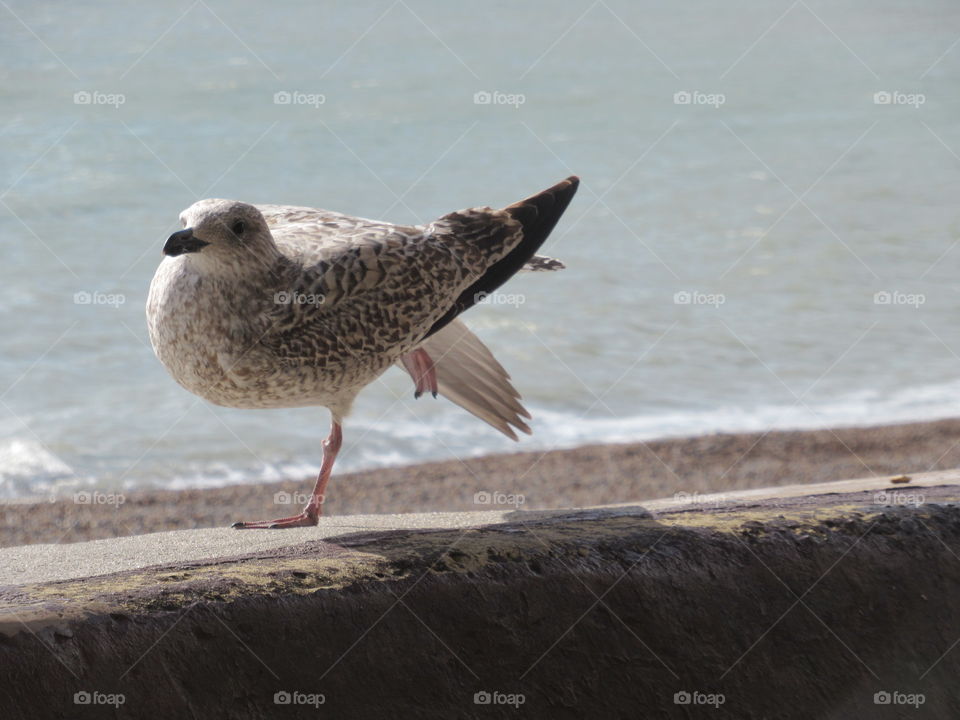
xmin=2 ymin=418 xmax=956 ymax=548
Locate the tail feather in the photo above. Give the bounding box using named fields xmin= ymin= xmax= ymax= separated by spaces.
xmin=523 ymin=254 xmax=565 ymax=272
xmin=397 ymin=319 xmax=532 ymax=440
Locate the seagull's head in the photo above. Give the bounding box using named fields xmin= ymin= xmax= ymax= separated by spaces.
xmin=164 ymin=199 xmax=276 ymax=270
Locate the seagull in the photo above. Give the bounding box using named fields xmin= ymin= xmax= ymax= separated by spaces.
xmin=147 ymin=176 xmax=579 ymax=528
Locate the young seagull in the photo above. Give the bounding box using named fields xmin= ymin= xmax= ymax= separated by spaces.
xmin=147 ymin=176 xmax=579 ymax=528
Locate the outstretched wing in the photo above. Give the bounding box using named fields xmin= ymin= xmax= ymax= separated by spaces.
xmin=399 ymin=319 xmax=532 ymax=440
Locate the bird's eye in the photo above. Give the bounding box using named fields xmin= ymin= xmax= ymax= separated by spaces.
xmin=231 ymin=220 xmax=245 ymax=236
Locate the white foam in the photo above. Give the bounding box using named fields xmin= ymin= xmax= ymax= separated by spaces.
xmin=2 ymin=380 xmax=959 ymax=499
xmin=528 ymin=379 xmax=960 ymax=448
xmin=0 ymin=439 xmax=76 ymax=499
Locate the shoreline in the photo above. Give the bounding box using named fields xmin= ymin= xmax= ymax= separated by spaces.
xmin=2 ymin=416 xmax=958 ymax=548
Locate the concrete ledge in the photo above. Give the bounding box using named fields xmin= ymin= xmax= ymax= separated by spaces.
xmin=2 ymin=472 xmax=959 ymax=718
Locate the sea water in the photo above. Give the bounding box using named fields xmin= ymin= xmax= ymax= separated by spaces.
xmin=2 ymin=0 xmax=959 ymax=497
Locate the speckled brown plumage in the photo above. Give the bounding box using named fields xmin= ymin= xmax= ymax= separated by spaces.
xmin=146 ymin=176 xmax=579 ymax=527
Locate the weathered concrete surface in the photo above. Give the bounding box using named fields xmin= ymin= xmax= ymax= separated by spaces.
xmin=1 ymin=472 xmax=958 ymax=718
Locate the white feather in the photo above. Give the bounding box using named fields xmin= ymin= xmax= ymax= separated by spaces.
xmin=400 ymin=319 xmax=532 ymax=440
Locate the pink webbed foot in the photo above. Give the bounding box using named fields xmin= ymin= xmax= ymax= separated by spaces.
xmin=400 ymin=348 xmax=438 ymax=398
xmin=231 ymin=511 xmax=319 ymax=529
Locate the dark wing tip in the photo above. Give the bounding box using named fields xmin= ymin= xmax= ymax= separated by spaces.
xmin=424 ymin=175 xmax=580 ymax=338
xmin=504 ymin=175 xmax=580 ymax=226
xmin=500 ymin=175 xmax=579 ymax=262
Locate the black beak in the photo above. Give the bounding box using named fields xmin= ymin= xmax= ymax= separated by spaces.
xmin=163 ymin=228 xmax=210 ymax=257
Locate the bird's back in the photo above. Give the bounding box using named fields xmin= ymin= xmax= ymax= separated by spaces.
xmin=256 ymin=204 xmax=422 ymax=270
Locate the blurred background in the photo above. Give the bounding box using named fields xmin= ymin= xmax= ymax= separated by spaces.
xmin=2 ymin=0 xmax=959 ymax=499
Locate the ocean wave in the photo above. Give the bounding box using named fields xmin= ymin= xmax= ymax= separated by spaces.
xmin=0 ymin=439 xmax=81 ymax=499
xmin=2 ymin=379 xmax=958 ymax=499
xmin=529 ymin=379 xmax=960 ymax=446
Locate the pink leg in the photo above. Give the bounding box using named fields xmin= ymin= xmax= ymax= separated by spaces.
xmin=399 ymin=348 xmax=438 ymax=398
xmin=232 ymin=422 xmax=343 ymax=529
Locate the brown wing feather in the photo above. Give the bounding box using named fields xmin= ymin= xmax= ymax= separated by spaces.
xmin=424 ymin=176 xmax=579 ymax=337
